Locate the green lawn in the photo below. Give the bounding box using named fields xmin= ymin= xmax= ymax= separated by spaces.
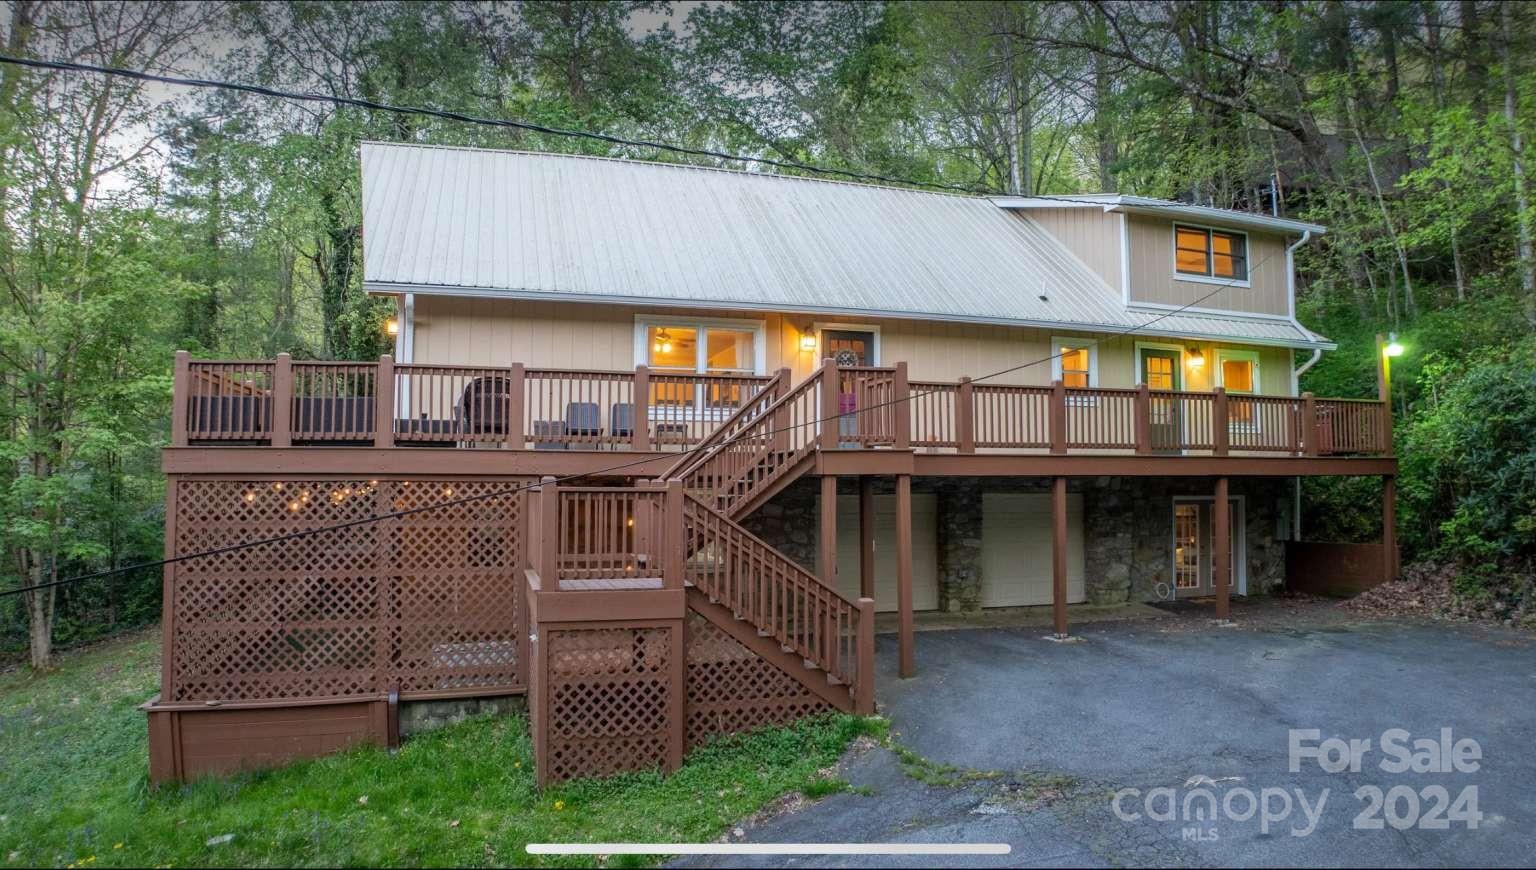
xmin=0 ymin=630 xmax=882 ymax=868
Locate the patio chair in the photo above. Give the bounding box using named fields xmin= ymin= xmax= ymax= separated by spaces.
xmin=565 ymin=401 xmax=601 ymax=443
xmin=609 ymin=402 xmax=635 ymax=442
xmin=532 ymin=420 xmax=568 ymax=450
xmin=455 ymin=376 xmax=512 ymax=435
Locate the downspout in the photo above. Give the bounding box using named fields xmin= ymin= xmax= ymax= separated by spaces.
xmin=1286 ymin=230 xmax=1316 ymax=543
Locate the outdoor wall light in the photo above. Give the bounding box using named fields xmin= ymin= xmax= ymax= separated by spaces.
xmin=385 ymin=317 xmax=400 ymax=336
xmin=800 ymin=333 xmax=818 ymax=352
xmin=1187 ymin=348 xmax=1206 ymax=367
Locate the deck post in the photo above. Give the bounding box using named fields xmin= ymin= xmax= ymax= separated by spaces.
xmin=819 ymin=474 xmax=838 ymax=586
xmin=1134 ymin=383 xmax=1152 ymax=455
xmin=821 ymin=357 xmax=840 ymax=450
xmin=896 ymin=473 xmax=915 ymax=677
xmin=859 ymin=476 xmax=876 ymax=599
xmin=271 ymin=353 xmax=293 ymax=447
xmin=892 ymin=362 xmax=910 ymax=449
xmin=1383 ymin=475 xmax=1398 ymax=584
xmin=957 ymin=377 xmax=975 ymax=454
xmin=855 ymin=597 xmax=876 ymax=714
xmin=1051 ymin=476 xmax=1068 ymax=638
xmin=1049 ymin=380 xmax=1067 ymax=454
xmin=771 ymin=366 xmax=792 ymax=453
xmin=507 ymin=363 xmax=525 ymax=449
xmin=374 ymin=355 xmax=394 ymax=448
xmin=171 ymin=351 xmax=190 ymax=446
xmin=663 ymin=479 xmax=685 ymax=588
xmin=539 ymin=476 xmax=560 ymax=586
xmin=1214 ymin=476 xmax=1231 ymax=621
xmin=632 ymin=365 xmax=650 ymax=451
xmin=1301 ymin=392 xmax=1318 ymax=456
xmin=1212 ymin=387 xmax=1229 ymax=456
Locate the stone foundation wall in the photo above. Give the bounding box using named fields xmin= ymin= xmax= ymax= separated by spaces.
xmin=742 ymin=474 xmax=1291 ymax=612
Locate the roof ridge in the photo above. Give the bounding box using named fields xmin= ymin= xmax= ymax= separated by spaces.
xmin=359 ymin=139 xmax=982 ymax=200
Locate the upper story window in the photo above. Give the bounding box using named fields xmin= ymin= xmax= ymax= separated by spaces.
xmin=1175 ymin=225 xmax=1248 ymax=282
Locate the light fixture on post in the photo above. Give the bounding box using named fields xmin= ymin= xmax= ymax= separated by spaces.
xmin=1383 ymin=333 xmax=1405 ymax=358
xmin=1186 ymin=347 xmax=1206 ymax=368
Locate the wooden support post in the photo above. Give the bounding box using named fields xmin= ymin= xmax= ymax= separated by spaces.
xmin=1214 ymin=476 xmax=1231 ymax=621
xmin=1049 ymin=379 xmax=1067 ymax=454
xmin=1134 ymin=383 xmax=1152 ymax=455
xmin=1051 ymin=476 xmax=1068 ymax=638
xmin=540 ymin=477 xmax=560 ymax=586
xmin=1383 ymin=475 xmax=1398 ymax=584
xmin=1301 ymin=392 xmax=1318 ymax=457
xmin=171 ymin=350 xmax=190 ymax=447
xmin=663 ymin=479 xmax=685 ymax=588
xmin=666 ymin=611 xmax=687 ymax=772
xmin=855 ymin=597 xmax=876 ymax=714
xmin=821 ymin=357 xmax=840 ymax=450
xmin=159 ymin=479 xmax=179 ymax=699
xmin=374 ymin=355 xmax=394 ymax=448
xmin=1212 ymin=386 xmax=1229 ymax=457
xmin=859 ymin=476 xmax=875 ymax=599
xmin=895 ymin=473 xmax=915 ymax=678
xmin=271 ymin=353 xmax=293 ymax=447
xmin=508 ymin=363 xmax=525 ymax=449
xmin=1376 ymin=334 xmax=1394 ymax=456
xmin=892 ymin=361 xmax=910 ymax=449
xmin=772 ymin=366 xmax=791 ymax=453
xmin=819 ymin=475 xmax=838 ymax=585
xmin=957 ymin=377 xmax=975 ymax=454
xmin=632 ymin=365 xmax=650 ymax=451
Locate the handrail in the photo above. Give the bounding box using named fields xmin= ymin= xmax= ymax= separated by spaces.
xmin=661 ymin=367 xmax=789 ymax=480
xmin=681 ymin=492 xmax=866 ymax=693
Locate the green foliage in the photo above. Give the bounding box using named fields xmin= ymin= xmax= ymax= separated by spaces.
xmin=0 ymin=631 xmax=882 ymax=868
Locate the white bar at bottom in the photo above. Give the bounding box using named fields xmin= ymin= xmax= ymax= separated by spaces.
xmin=527 ymin=843 xmax=1011 ymax=855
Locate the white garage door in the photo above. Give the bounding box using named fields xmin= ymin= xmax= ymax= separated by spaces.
xmin=981 ymin=493 xmax=1086 ymax=607
xmin=835 ymin=493 xmax=938 ymax=613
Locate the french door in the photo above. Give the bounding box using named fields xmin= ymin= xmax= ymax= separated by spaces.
xmin=1171 ymin=498 xmax=1244 ymax=597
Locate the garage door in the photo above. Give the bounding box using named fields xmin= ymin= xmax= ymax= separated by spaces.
xmin=981 ymin=493 xmax=1085 ymax=607
xmin=835 ymin=493 xmax=938 ymax=613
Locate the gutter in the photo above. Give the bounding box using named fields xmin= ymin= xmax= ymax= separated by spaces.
xmin=1286 ymin=229 xmax=1317 ymax=543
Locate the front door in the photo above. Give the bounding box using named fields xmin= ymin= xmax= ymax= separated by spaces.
xmin=1172 ymin=499 xmax=1243 ymax=597
xmin=823 ymin=330 xmax=877 ymax=445
xmin=1140 ymin=348 xmax=1182 ymax=453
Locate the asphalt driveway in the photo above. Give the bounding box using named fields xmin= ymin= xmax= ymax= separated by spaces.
xmin=675 ymin=605 xmax=1536 ymax=867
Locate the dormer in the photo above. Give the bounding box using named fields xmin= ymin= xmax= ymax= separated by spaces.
xmin=993 ymin=194 xmax=1325 ymax=322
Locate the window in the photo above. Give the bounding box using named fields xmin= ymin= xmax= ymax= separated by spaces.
xmin=1216 ymin=349 xmax=1260 ymax=429
xmin=1051 ymin=338 xmax=1097 ymax=389
xmin=1175 ymin=225 xmax=1248 ymax=282
xmin=637 ymin=317 xmax=765 ymax=412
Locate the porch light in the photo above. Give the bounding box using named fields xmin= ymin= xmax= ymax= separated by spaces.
xmin=1384 ymin=333 xmax=1405 ymax=357
xmin=799 ymin=333 xmax=818 ymax=352
xmin=385 ymin=317 xmax=400 ymax=336
xmin=1187 ymin=348 xmax=1206 ymax=368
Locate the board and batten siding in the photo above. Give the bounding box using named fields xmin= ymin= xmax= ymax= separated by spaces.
xmin=410 ymin=295 xmax=1296 ymax=396
xmin=1016 ymin=209 xmax=1123 ymax=292
xmin=1126 ymin=214 xmax=1291 ymax=317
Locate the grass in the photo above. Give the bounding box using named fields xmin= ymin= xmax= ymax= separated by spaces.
xmin=0 ymin=629 xmax=883 ymax=868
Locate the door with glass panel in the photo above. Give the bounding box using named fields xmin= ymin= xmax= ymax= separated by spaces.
xmin=821 ymin=330 xmax=877 ymax=445
xmin=1140 ymin=348 xmax=1182 ymax=453
xmin=1171 ymin=499 xmax=1242 ymax=597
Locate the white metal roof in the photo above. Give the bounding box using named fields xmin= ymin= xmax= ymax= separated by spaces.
xmin=361 ymin=142 xmax=1331 ymax=349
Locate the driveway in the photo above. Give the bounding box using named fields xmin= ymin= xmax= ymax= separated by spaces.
xmin=675 ymin=605 xmax=1536 ymax=867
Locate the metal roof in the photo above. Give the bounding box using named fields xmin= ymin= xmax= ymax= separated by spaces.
xmin=361 ymin=142 xmax=1330 ymax=349
xmin=991 ymin=193 xmax=1329 ymax=236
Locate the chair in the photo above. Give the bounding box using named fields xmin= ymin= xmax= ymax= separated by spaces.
xmin=455 ymin=376 xmax=512 ymax=436
xmin=610 ymin=403 xmax=635 ymax=442
xmin=533 ymin=420 xmax=568 ymax=450
xmin=565 ymin=402 xmax=601 ymax=443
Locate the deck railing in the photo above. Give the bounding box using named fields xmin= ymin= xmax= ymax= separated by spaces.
xmin=172 ymin=352 xmax=1390 ymax=457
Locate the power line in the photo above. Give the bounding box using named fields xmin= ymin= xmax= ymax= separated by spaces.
xmin=1 ymin=249 xmax=1286 ymax=600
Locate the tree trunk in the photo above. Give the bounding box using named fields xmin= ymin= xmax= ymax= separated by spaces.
xmin=1501 ymin=1 xmax=1536 ymax=310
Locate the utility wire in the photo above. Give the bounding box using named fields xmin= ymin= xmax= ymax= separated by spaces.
xmin=2 ymin=247 xmax=1287 ymax=600
xmin=0 ymin=54 xmax=1314 ymax=599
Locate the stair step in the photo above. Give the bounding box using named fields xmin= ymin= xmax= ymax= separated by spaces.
xmin=826 ymin=675 xmax=845 ymax=686
xmin=758 ymin=629 xmax=774 ymax=637
xmin=780 ymin=644 xmax=794 ymax=654
xmin=802 ymin=658 xmax=820 ymax=671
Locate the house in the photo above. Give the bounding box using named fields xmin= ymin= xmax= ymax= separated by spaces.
xmin=145 ymin=142 xmax=1396 ymax=786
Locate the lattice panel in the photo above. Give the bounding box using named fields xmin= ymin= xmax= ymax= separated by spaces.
xmin=170 ymin=478 xmax=526 ymax=702
xmin=685 ymin=613 xmax=832 ymax=749
xmin=543 ymin=626 xmax=675 ymax=782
